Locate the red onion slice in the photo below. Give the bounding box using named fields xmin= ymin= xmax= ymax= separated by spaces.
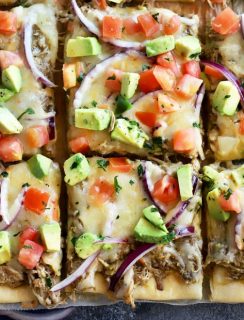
xmin=109 ymin=243 xmax=156 ymax=291
xmin=241 ymin=14 xmax=244 ymax=39
xmin=201 ymin=60 xmax=244 ymax=108
xmin=24 ymin=22 xmax=56 ymax=88
xmin=73 ymin=50 xmax=146 ymax=108
xmin=174 ymin=225 xmax=195 ymax=238
xmin=71 ymin=0 xmax=144 ymax=49
xmin=95 ymin=237 xmax=128 ymax=245
xmin=50 ymin=250 xmax=100 ymax=292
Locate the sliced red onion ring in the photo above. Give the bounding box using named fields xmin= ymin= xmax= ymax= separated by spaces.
xmin=71 ymin=0 xmax=144 ymax=49
xmin=201 ymin=60 xmax=244 ymax=108
xmin=194 ymin=84 xmax=205 ymax=117
xmin=109 ymin=243 xmax=156 ymax=291
xmin=50 ymin=250 xmax=100 ymax=292
xmin=165 ymin=175 xmax=199 ymax=227
xmin=73 ymin=50 xmax=146 ymax=108
xmin=48 ymin=116 xmax=56 ymax=141
xmin=174 ymin=226 xmax=195 ymax=238
xmin=24 ymin=22 xmax=56 ymax=88
xmin=95 ymin=237 xmax=128 ymax=245
xmin=241 ymin=14 xmax=244 ymax=39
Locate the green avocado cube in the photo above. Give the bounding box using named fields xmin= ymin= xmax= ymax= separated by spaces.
xmin=75 ymin=108 xmax=111 ymax=131
xmin=74 ymin=232 xmax=101 ymax=259
xmin=177 ymin=164 xmax=193 ymax=201
xmin=66 ymin=37 xmax=101 ymax=57
xmin=212 ymin=81 xmax=240 ymax=116
xmin=203 ymin=166 xmax=219 ymax=189
xmin=134 ymin=218 xmax=167 ymax=243
xmin=0 ymin=231 xmax=11 ymax=265
xmin=0 ymin=106 xmax=23 ymax=134
xmin=27 ymin=154 xmax=52 ymax=179
xmin=64 ymin=153 xmax=90 ymax=186
xmin=146 ymin=36 xmax=175 ymax=57
xmin=143 ymin=205 xmax=167 ymax=232
xmin=111 ymin=118 xmax=149 ymax=149
xmin=231 ymin=165 xmax=244 ymax=187
xmin=175 ymin=36 xmax=201 ymax=60
xmin=207 ymin=188 xmax=230 ymax=222
xmin=121 ymin=72 xmax=140 ymax=99
xmin=2 ymin=65 xmax=22 ymax=93
xmin=40 ymin=222 xmax=61 ymax=252
xmin=0 ymin=87 xmax=15 ymax=102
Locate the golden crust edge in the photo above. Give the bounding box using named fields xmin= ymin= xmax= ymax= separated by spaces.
xmin=0 ymin=285 xmax=35 ymax=304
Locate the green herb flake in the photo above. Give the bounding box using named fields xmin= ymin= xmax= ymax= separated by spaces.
xmin=91 ymin=100 xmax=97 ymax=107
xmin=23 ymin=245 xmax=32 ymax=249
xmin=13 ymin=231 xmax=21 ymax=237
xmin=22 ymin=182 xmax=30 ymax=188
xmin=142 ymin=64 xmax=150 ymax=71
xmin=114 ymin=176 xmax=122 ymax=194
xmin=193 ymin=122 xmax=201 ymax=128
xmin=129 ymin=179 xmax=135 ymax=185
xmin=71 ymin=236 xmax=79 ymax=246
xmin=77 ymin=72 xmax=84 ymax=83
xmin=189 ymin=52 xmax=201 ymax=59
xmin=224 ymin=95 xmax=231 ymax=99
xmin=17 ymin=107 xmax=35 ymax=120
xmin=224 ymin=188 xmax=233 ymax=200
xmin=160 ymin=231 xmax=175 ymax=244
xmin=137 ymin=164 xmax=144 ymax=177
xmin=152 ymin=13 xmax=159 ymax=22
xmin=1 ymin=171 xmax=8 ymax=178
xmin=70 ymin=156 xmax=82 ymax=169
xmin=107 ymin=74 xmax=116 ymax=80
xmin=45 ymin=277 xmax=52 ymax=288
xmin=96 ymin=159 xmax=109 ymax=171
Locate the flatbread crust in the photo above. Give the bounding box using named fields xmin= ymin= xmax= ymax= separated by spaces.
xmin=0 ymin=286 xmax=35 ymax=303
xmin=210 ymin=266 xmax=244 ymax=303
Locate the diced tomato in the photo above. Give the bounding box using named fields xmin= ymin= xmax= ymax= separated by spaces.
xmin=24 ymin=188 xmax=50 ymax=215
xmin=69 ymin=136 xmax=90 ymax=154
xmin=152 ymin=175 xmax=179 ymax=204
xmin=239 ymin=118 xmax=244 ymax=135
xmin=0 ymin=136 xmax=23 ymax=163
xmin=0 ymin=51 xmax=23 ymax=70
xmin=139 ymin=68 xmax=160 ymax=93
xmin=63 ymin=63 xmax=76 ymax=89
xmin=18 ymin=240 xmax=44 ymax=270
xmin=219 ymin=191 xmax=241 ymax=213
xmin=157 ymin=93 xmax=180 ymax=113
xmin=19 ymin=227 xmax=39 ymax=247
xmin=164 ymin=15 xmax=181 ymax=35
xmin=211 ymin=7 xmax=240 ymax=35
xmin=137 ymin=13 xmax=160 ymax=38
xmin=123 ymin=18 xmax=142 ymax=35
xmin=109 ymin=157 xmax=132 ymax=173
xmin=0 ymin=11 xmax=17 ymax=35
xmin=95 ymin=0 xmax=107 ymax=10
xmin=102 ymin=16 xmax=123 ymax=39
xmin=176 ymin=74 xmax=203 ymax=98
xmin=135 ymin=112 xmax=157 ymax=127
xmin=152 ymin=66 xmax=176 ymax=91
xmin=25 ymin=126 xmax=49 ymax=149
xmin=156 ymin=52 xmax=179 ymax=76
xmin=182 ymin=61 xmax=201 ymax=78
xmin=173 ymin=128 xmax=196 ymax=153
xmin=89 ymin=179 xmax=115 ymax=204
xmin=204 ymin=65 xmax=225 ymax=80
xmin=105 ymin=69 xmax=122 ymax=92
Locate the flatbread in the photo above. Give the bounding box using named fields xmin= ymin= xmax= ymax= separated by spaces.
xmin=0 ymin=286 xmax=35 ymax=304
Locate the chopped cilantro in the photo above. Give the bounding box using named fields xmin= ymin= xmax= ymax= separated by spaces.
xmin=189 ymin=52 xmax=201 ymax=59
xmin=91 ymin=100 xmax=97 ymax=107
xmin=77 ymin=72 xmax=84 ymax=83
xmin=96 ymin=159 xmax=109 ymax=171
xmin=45 ymin=277 xmax=52 ymax=288
xmin=71 ymin=236 xmax=79 ymax=246
xmin=160 ymin=231 xmax=175 ymax=244
xmin=70 ymin=156 xmax=82 ymax=169
xmin=193 ymin=122 xmax=201 ymax=128
xmin=17 ymin=108 xmax=35 ymax=120
xmin=114 ymin=176 xmax=122 ymax=194
xmin=142 ymin=64 xmax=150 ymax=71
xmin=224 ymin=95 xmax=231 ymax=99
xmin=22 ymin=182 xmax=30 ymax=188
xmin=150 ymin=207 xmax=158 ymax=212
xmin=13 ymin=231 xmax=21 ymax=237
xmin=107 ymin=74 xmax=116 ymax=80
xmin=23 ymin=245 xmax=32 ymax=249
xmin=129 ymin=179 xmax=135 ymax=185
xmin=137 ymin=164 xmax=144 ymax=177
xmin=224 ymin=188 xmax=233 ymax=200
xmin=152 ymin=136 xmax=163 ymax=147
xmin=1 ymin=171 xmax=8 ymax=178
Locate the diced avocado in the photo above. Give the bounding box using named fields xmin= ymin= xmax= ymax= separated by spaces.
xmin=111 ymin=118 xmax=149 ymax=149
xmin=40 ymin=222 xmax=61 ymax=252
xmin=175 ymin=36 xmax=201 ymax=60
xmin=134 ymin=217 xmax=168 ymax=243
xmin=143 ymin=205 xmax=168 ymax=232
xmin=207 ymin=188 xmax=230 ymax=222
xmin=115 ymin=94 xmax=133 ymax=115
xmin=75 ymin=108 xmax=111 ymax=131
xmin=2 ymin=65 xmax=22 ymax=93
xmin=121 ymin=72 xmax=140 ymax=99
xmin=212 ymin=81 xmax=240 ymax=116
xmin=0 ymin=87 xmax=15 ymax=102
xmin=0 ymin=106 xmax=23 ymax=134
xmin=64 ymin=153 xmax=90 ymax=186
xmin=66 ymin=37 xmax=101 ymax=57
xmin=231 ymin=165 xmax=244 ymax=186
xmin=74 ymin=232 xmax=100 ymax=259
xmin=203 ymin=166 xmax=219 ymax=185
xmin=27 ymin=154 xmax=52 ymax=179
xmin=0 ymin=231 xmax=11 ymax=265
xmin=146 ymin=36 xmax=175 ymax=57
xmin=177 ymin=164 xmax=193 ymax=201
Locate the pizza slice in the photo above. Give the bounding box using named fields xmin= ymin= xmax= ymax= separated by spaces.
xmin=64 ymin=2 xmax=204 ymax=159
xmin=0 ymin=155 xmax=62 ymax=307
xmin=203 ymin=2 xmax=244 ymax=160
xmin=203 ymin=162 xmax=244 ymax=302
xmin=0 ymin=2 xmax=58 ymax=162
xmin=51 ymin=155 xmax=202 ymax=305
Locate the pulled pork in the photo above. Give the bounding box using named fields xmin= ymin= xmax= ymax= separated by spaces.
xmin=0 ymin=266 xmax=25 ymax=288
